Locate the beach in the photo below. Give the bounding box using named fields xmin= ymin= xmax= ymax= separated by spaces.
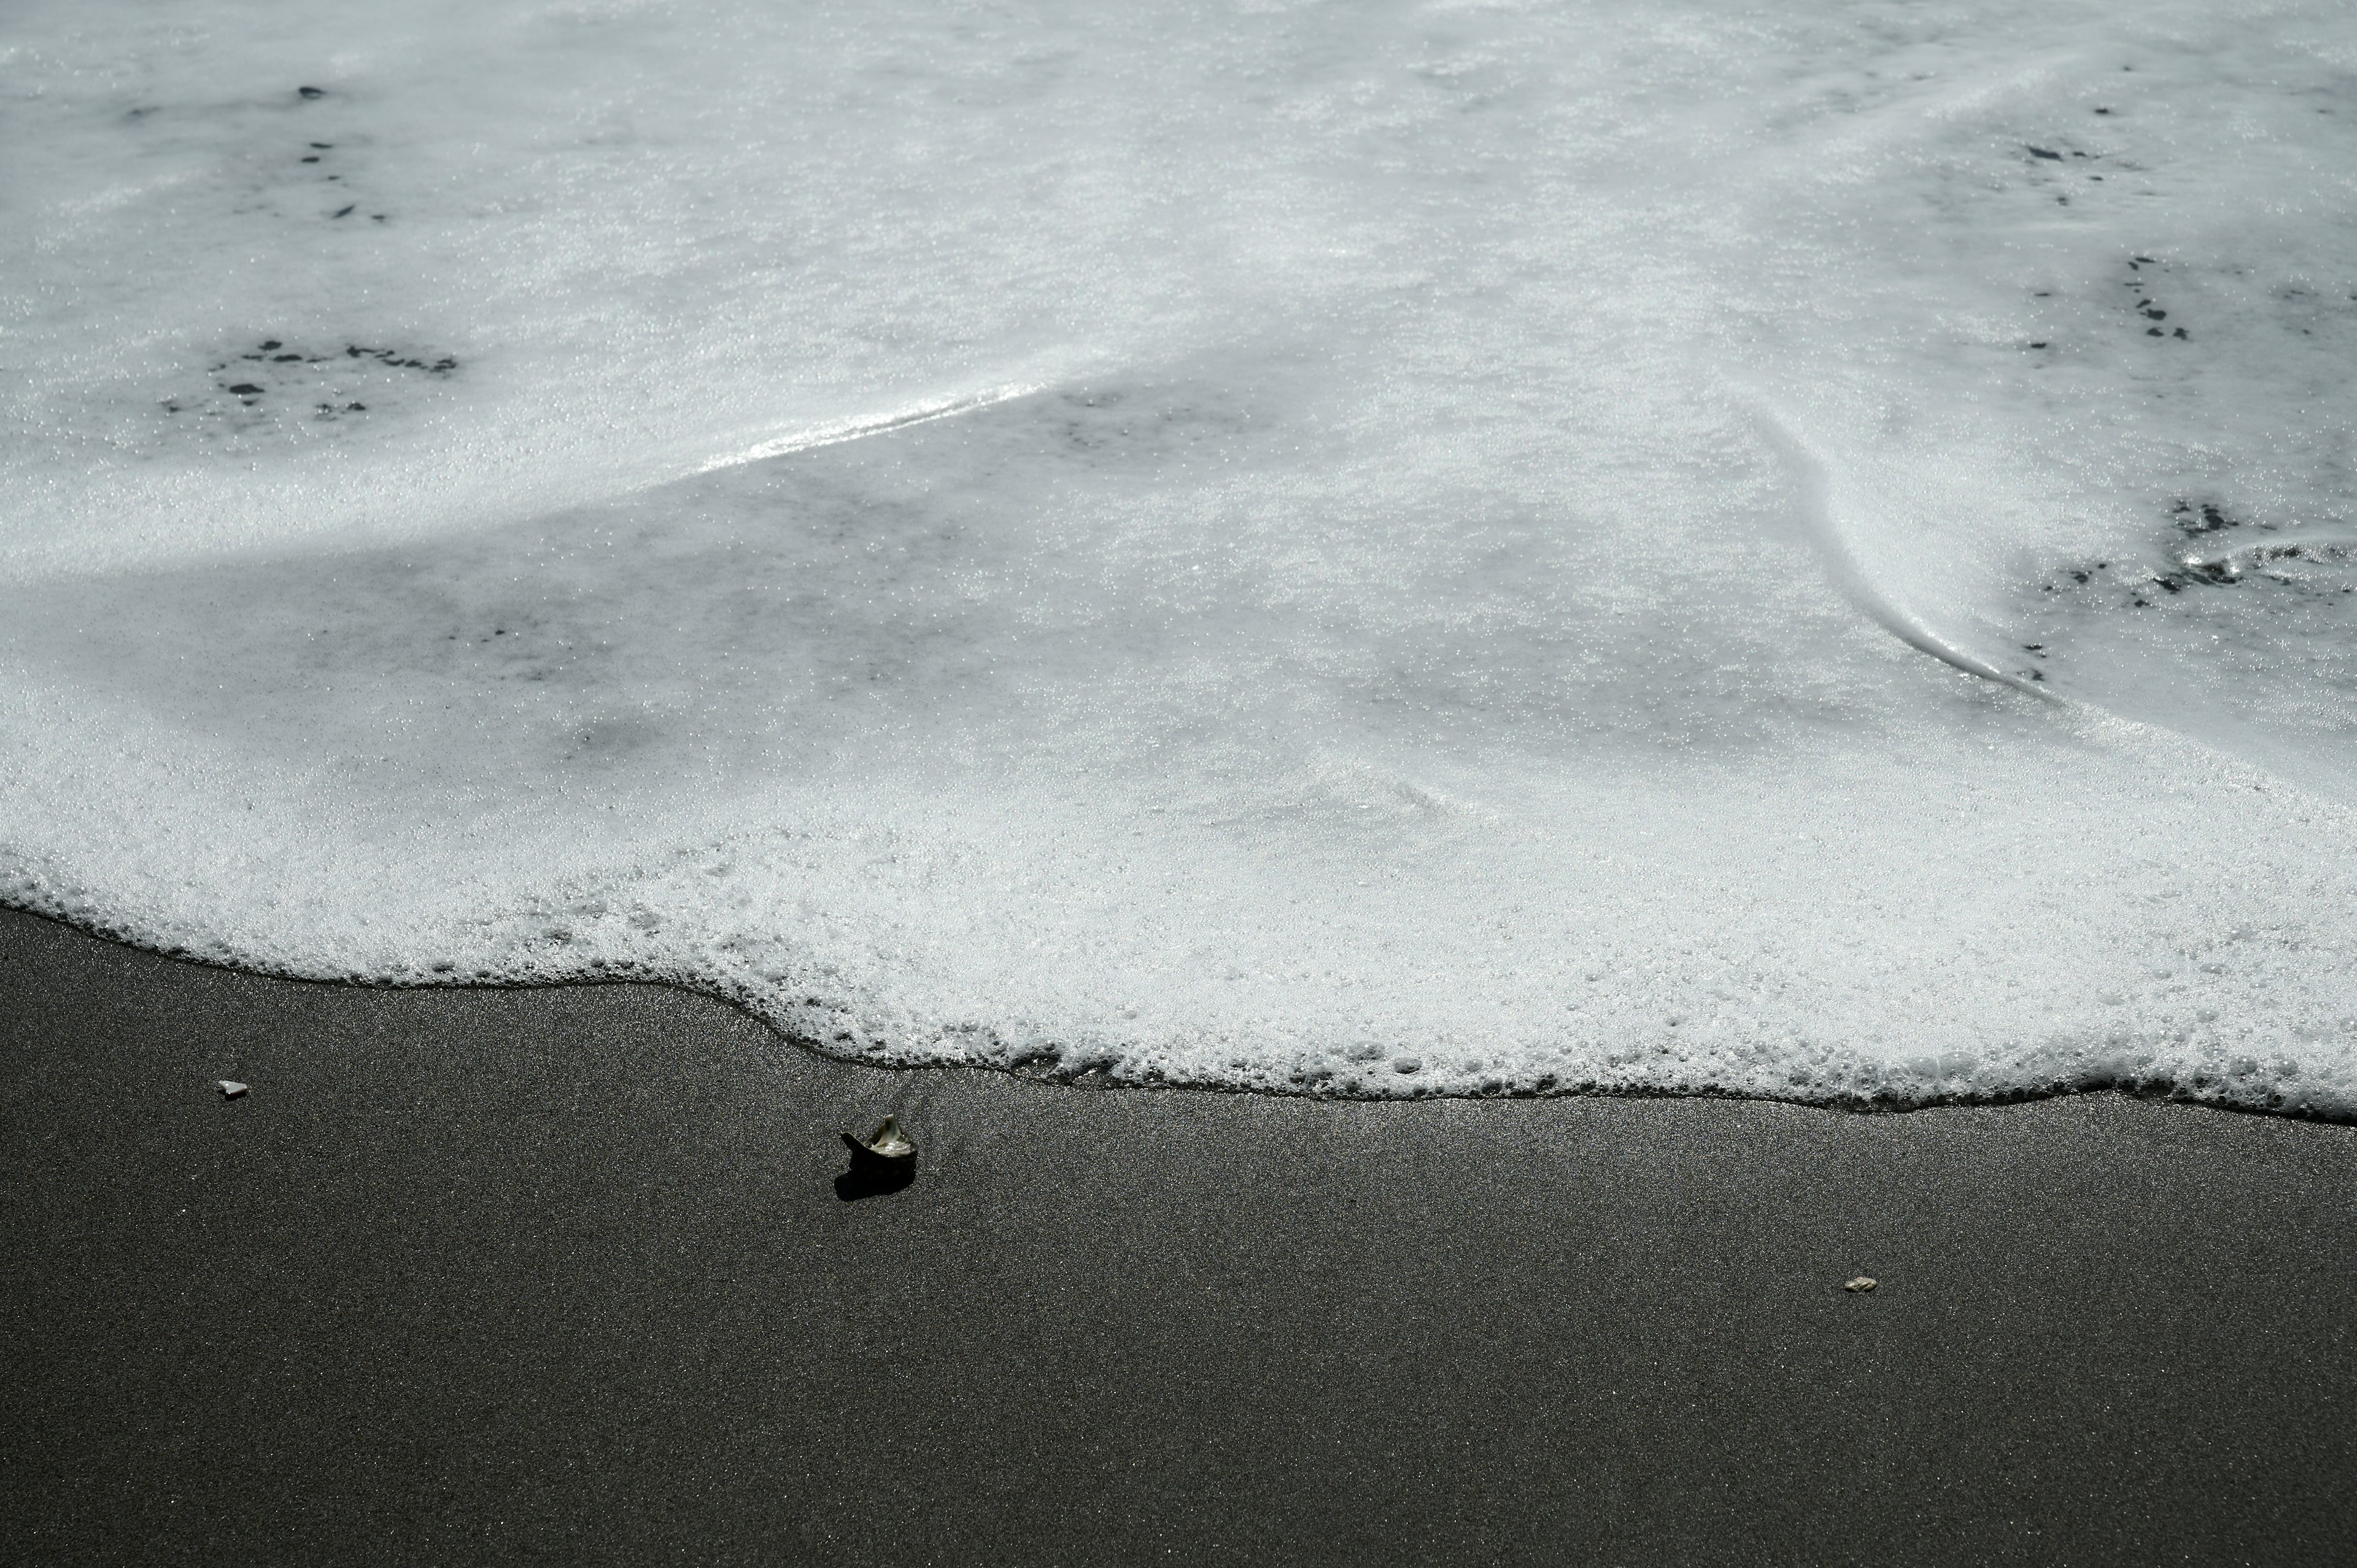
xmin=6 ymin=904 xmax=2353 ymax=1566
xmin=11 ymin=4 xmax=2357 ymax=1561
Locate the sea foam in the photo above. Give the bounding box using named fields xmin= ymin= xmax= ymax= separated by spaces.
xmin=5 ymin=0 xmax=2356 ymax=1111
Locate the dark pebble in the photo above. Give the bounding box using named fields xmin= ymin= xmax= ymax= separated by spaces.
xmin=2028 ymin=145 xmax=2062 ymax=159
xmin=272 ymin=353 xmax=301 ymax=362
xmin=2147 ymin=326 xmax=2164 ymax=336
xmin=301 ymin=156 xmax=319 ymax=164
xmin=332 ymin=205 xmax=355 ymax=218
xmin=260 ymin=339 xmax=282 ymax=350
xmin=227 ymin=384 xmax=263 ymax=395
xmin=298 ymin=86 xmax=325 ymax=99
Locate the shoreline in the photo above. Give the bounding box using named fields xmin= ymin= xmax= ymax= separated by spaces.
xmin=3 ymin=902 xmax=2342 ymax=1124
xmin=6 ymin=904 xmax=2356 ymax=1565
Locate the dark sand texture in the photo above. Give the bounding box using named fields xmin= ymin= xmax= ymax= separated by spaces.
xmin=4 ymin=906 xmax=2355 ymax=1566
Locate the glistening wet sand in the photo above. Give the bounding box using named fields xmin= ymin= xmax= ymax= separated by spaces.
xmin=4 ymin=906 xmax=2354 ymax=1566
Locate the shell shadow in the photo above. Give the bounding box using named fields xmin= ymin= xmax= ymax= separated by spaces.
xmin=834 ymin=1139 xmax=915 ymax=1202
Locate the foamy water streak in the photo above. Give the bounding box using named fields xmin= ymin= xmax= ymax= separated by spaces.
xmin=4 ymin=0 xmax=2356 ymax=1111
xmin=695 ymin=386 xmax=1048 ymax=477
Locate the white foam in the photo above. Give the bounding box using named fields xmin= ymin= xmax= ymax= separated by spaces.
xmin=6 ymin=0 xmax=2356 ymax=1111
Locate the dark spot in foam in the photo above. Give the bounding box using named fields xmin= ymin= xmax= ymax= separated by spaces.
xmin=2143 ymin=307 xmax=2167 ymax=320
xmin=2028 ymin=341 xmax=2048 ymax=349
xmin=226 ymin=383 xmax=263 ymax=395
xmin=2093 ymin=107 xmax=2112 ymax=115
xmin=301 ymin=156 xmax=319 ymax=164
xmin=2174 ymin=327 xmax=2188 ymax=339
xmin=332 ymin=205 xmax=355 ymax=218
xmin=272 ymin=353 xmax=301 ymax=362
xmin=2027 ymin=145 xmax=2063 ymax=160
xmin=298 ymin=86 xmax=325 ymax=100
xmin=260 ymin=339 xmax=281 ymax=350
xmin=2175 ymin=501 xmax=2234 ymax=535
xmin=310 ymin=142 xmax=332 ymax=150
xmin=2147 ymin=326 xmax=2164 ymax=336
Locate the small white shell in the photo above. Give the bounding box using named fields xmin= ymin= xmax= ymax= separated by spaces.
xmin=217 ymin=1080 xmax=249 ymax=1099
xmin=843 ymin=1114 xmax=915 ymax=1161
xmin=1843 ymin=1276 xmax=1877 ymax=1293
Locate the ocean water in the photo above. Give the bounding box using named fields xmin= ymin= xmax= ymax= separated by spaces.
xmin=6 ymin=0 xmax=2355 ymax=1110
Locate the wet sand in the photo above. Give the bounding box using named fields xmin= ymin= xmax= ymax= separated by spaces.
xmin=4 ymin=905 xmax=2354 ymax=1566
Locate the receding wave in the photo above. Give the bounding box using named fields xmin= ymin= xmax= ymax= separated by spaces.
xmin=4 ymin=0 xmax=2355 ymax=1114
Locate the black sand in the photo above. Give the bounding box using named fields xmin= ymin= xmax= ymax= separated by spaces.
xmin=4 ymin=906 xmax=2354 ymax=1566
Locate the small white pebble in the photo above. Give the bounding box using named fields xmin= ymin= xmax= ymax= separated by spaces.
xmin=217 ymin=1080 xmax=248 ymax=1099
xmin=1844 ymin=1276 xmax=1877 ymax=1293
